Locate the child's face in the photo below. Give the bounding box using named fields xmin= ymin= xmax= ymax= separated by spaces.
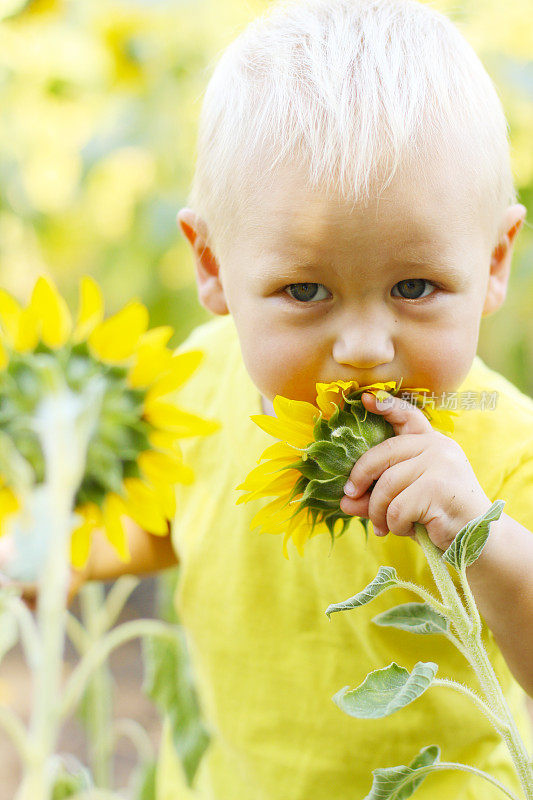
xmin=180 ymin=159 xmax=524 ymax=406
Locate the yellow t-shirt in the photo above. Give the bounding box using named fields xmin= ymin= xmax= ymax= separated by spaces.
xmin=164 ymin=315 xmax=533 ymax=800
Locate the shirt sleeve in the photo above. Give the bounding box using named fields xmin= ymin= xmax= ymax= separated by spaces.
xmin=494 ymin=438 xmax=533 ymax=533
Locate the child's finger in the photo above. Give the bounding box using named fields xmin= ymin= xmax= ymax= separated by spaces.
xmin=340 ymin=489 xmax=371 ymax=517
xmin=362 ymin=392 xmax=433 ymax=436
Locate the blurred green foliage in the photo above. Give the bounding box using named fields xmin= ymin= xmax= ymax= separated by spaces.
xmin=0 ymin=0 xmax=531 ymax=393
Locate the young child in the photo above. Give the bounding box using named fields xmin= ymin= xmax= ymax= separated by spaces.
xmin=84 ymin=1 xmax=533 ymax=797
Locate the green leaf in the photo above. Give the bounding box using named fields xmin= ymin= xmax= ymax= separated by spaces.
xmin=325 ymin=566 xmax=399 ymax=618
xmin=442 ymin=500 xmax=505 ymax=571
xmin=362 ymin=745 xmax=441 ymax=800
xmin=372 ymin=603 xmax=449 ymax=635
xmin=333 ymin=661 xmax=437 ymax=719
xmin=142 ymin=629 xmax=209 ymax=787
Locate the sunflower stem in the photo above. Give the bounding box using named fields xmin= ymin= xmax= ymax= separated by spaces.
xmin=79 ymin=582 xmax=114 ymax=790
xmin=15 ymin=384 xmax=102 ymax=800
xmin=388 ymin=761 xmax=522 ymax=800
xmin=414 ymin=523 xmax=533 ymax=800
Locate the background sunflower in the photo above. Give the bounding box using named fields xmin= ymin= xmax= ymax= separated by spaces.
xmin=0 ymin=274 xmax=218 ymax=571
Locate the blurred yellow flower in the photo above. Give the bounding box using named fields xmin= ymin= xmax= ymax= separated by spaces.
xmin=0 ymin=275 xmax=219 ymax=568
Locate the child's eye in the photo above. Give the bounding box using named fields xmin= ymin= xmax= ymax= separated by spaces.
xmin=285 ymin=283 xmax=330 ymax=302
xmin=391 ymin=279 xmax=437 ymax=300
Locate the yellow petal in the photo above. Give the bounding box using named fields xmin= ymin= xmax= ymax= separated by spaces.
xmin=0 ymin=291 xmax=22 ymax=347
xmin=148 ymin=429 xmax=183 ymax=453
xmin=70 ymin=524 xmax=92 ymax=570
xmin=122 ymin=478 xmax=169 ymax=534
xmin=15 ymin=306 xmax=40 ymax=352
xmin=73 ymin=276 xmax=104 ymax=342
xmin=128 ymin=343 xmax=173 ymax=388
xmin=425 ymin=407 xmax=458 ymax=434
xmin=272 ymin=395 xmax=319 ymax=428
xmin=236 ymin=459 xmax=296 ymax=492
xmin=149 ymin=480 xmax=177 ymax=521
xmin=0 ymin=340 xmax=8 ymax=370
xmin=70 ymin=503 xmax=101 ymax=569
xmin=250 ymin=414 xmax=312 ymax=449
xmin=257 ymin=441 xmax=299 ymax=462
xmin=146 ymin=350 xmax=203 ymax=401
xmin=144 ymin=401 xmax=220 ymax=437
xmin=102 ymin=493 xmax=131 ymax=561
xmin=236 ymin=469 xmax=300 ymax=504
xmin=0 ymin=488 xmax=19 ymax=534
xmin=30 ymin=275 xmax=72 ymax=348
xmin=138 ymin=326 xmax=174 ymax=348
xmin=361 ymin=381 xmax=399 ymax=393
xmin=138 ymin=450 xmax=194 ymax=485
xmin=89 ymin=301 xmax=149 ymax=363
xmin=315 ymin=381 xmax=361 ymax=417
xmin=249 ymin=495 xmax=293 ymax=531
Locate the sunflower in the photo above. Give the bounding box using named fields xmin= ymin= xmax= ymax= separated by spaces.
xmin=237 ymin=380 xmax=457 ymax=558
xmin=0 ymin=275 xmax=218 ymax=568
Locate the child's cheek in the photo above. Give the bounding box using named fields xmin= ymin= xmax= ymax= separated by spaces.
xmin=240 ymin=325 xmax=324 ymax=404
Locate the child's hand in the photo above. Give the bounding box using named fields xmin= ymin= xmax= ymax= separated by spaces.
xmin=340 ymin=392 xmax=493 ymax=551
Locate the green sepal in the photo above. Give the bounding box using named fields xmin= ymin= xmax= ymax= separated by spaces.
xmin=0 ymin=345 xmax=156 ymax=507
xmin=123 ymin=460 xmax=142 ymax=479
xmin=301 ymin=475 xmax=347 ymax=503
xmin=328 ymin=425 xmax=368 ymax=462
xmin=75 ymin=478 xmax=108 ymax=508
xmin=291 ymin=397 xmax=396 ymax=545
xmin=296 ymin=496 xmax=339 ymax=512
xmin=313 ymin=415 xmax=333 ymax=442
xmin=85 ymin=440 xmax=124 ymax=495
xmin=292 ymin=457 xmax=323 ymax=481
xmin=359 ymin=516 xmax=371 ymax=543
xmin=288 ymin=474 xmax=308 ymax=503
xmin=305 ymin=440 xmax=353 ymax=476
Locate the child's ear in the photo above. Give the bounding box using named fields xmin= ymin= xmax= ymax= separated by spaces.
xmin=482 ymin=204 xmax=526 ymax=318
xmin=177 ymin=208 xmax=229 ymax=316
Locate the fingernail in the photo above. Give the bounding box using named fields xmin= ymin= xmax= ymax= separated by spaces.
xmin=343 ymin=480 xmax=357 ymax=497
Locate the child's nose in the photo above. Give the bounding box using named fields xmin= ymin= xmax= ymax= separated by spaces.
xmin=332 ymin=319 xmax=395 ymax=370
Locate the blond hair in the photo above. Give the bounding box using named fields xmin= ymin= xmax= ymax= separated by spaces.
xmin=188 ymin=0 xmax=516 ymax=260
